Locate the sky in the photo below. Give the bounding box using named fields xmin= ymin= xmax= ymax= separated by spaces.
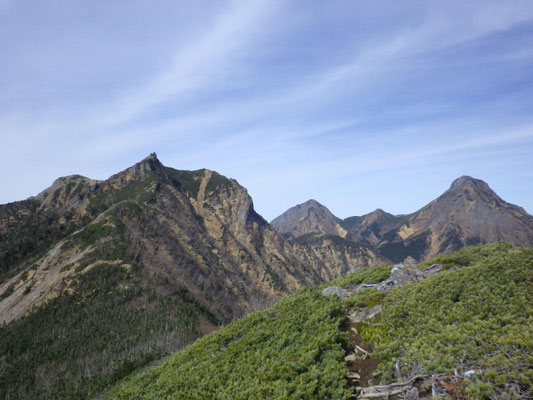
xmin=1 ymin=0 xmax=533 ymax=221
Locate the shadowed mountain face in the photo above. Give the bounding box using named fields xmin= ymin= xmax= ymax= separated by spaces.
xmin=272 ymin=176 xmax=533 ymax=263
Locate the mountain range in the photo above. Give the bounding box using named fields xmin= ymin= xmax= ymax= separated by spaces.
xmin=0 ymin=153 xmax=381 ymax=324
xmin=1 ymin=153 xmax=532 ymax=398
xmin=272 ymin=175 xmax=533 ymax=262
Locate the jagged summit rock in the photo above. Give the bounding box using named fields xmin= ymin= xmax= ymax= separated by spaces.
xmin=399 ymin=176 xmax=533 ymax=259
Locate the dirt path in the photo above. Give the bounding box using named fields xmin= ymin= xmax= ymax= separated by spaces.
xmin=342 ymin=318 xmax=382 ymax=390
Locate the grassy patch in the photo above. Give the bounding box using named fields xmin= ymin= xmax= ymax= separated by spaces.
xmin=166 ymin=167 xmax=205 ymax=198
xmin=68 ymin=221 xmax=115 ymax=249
xmin=342 ymin=288 xmax=384 ymax=308
xmin=330 ymin=264 xmax=392 ymax=288
xmin=416 ymin=241 xmax=514 ymax=270
xmin=205 ymin=171 xmax=233 ymax=194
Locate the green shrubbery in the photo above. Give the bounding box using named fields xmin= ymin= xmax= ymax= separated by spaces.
xmin=330 ymin=264 xmax=392 ymax=287
xmin=342 ymin=287 xmax=384 ymax=308
xmin=166 ymin=167 xmax=204 ymax=198
xmin=69 ymin=220 xmax=115 ymax=248
xmin=109 ymin=243 xmax=532 ymax=399
xmin=109 ymin=289 xmax=353 ymax=400
xmin=205 ymin=171 xmax=233 ymax=194
xmin=363 ymin=243 xmax=532 ymax=398
xmin=416 ymin=241 xmax=514 ymax=270
xmin=3 ymin=241 xmax=530 ymax=399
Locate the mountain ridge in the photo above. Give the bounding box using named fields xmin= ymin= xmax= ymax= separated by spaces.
xmin=272 ymin=175 xmax=533 ymax=262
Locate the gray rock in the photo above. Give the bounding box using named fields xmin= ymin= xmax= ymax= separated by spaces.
xmin=402 ymin=256 xmax=418 ymax=268
xmin=420 ymin=263 xmax=443 ymax=279
xmin=390 ymin=264 xmax=422 ymax=285
xmin=405 ymin=387 xmax=419 ymax=400
xmin=347 ymin=263 xmax=446 ymax=296
xmin=321 ymin=286 xmax=349 ymax=299
xmin=349 ymin=304 xmax=383 ymax=322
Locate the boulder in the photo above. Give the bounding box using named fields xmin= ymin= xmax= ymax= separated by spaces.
xmin=390 ymin=264 xmax=422 ymax=285
xmin=321 ymin=286 xmax=349 ymax=299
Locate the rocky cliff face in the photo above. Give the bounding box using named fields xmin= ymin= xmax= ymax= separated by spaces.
xmin=0 ymin=154 xmax=386 ymax=397
xmin=341 ymin=208 xmax=408 ymax=246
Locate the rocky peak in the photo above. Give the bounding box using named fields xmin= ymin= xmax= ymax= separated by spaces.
xmin=394 ymin=175 xmax=533 ymax=259
xmin=449 ymin=175 xmax=492 ymax=194
xmin=35 ymin=174 xmax=100 ymax=211
xmin=300 ymin=199 xmax=323 ymax=209
xmin=293 ymin=199 xmax=334 ymax=215
xmin=104 ymin=153 xmax=164 ymax=190
xmin=271 ymin=199 xmax=347 ymax=238
xmin=363 ymin=208 xmax=392 ymax=223
xmin=437 ymin=175 xmax=507 ymax=210
xmin=122 ymin=153 xmax=163 ymax=179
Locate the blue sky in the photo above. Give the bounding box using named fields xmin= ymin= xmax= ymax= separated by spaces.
xmin=1 ymin=1 xmax=533 ymax=220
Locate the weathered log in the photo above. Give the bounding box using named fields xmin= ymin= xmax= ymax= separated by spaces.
xmin=344 ymin=353 xmax=357 ymax=362
xmin=358 ymin=374 xmax=444 ymax=399
xmin=346 ymin=371 xmax=361 ymax=380
xmin=354 ymin=344 xmax=368 ymax=359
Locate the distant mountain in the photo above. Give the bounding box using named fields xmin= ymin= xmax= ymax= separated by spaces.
xmin=272 ymin=176 xmax=533 ymax=263
xmin=0 ymin=154 xmax=380 ymax=399
xmin=341 ymin=208 xmax=410 ymax=245
xmin=271 ymin=199 xmax=347 ymax=238
xmin=378 ymin=175 xmax=533 ymax=261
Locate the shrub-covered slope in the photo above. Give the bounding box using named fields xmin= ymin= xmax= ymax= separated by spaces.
xmin=362 ymin=243 xmax=533 ymax=398
xmin=108 ymin=243 xmax=532 ymax=399
xmin=108 ymin=288 xmax=354 ymax=400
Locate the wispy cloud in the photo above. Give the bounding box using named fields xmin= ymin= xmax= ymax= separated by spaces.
xmin=95 ymin=0 xmax=276 ymax=128
xmin=1 ymin=1 xmax=532 ymax=219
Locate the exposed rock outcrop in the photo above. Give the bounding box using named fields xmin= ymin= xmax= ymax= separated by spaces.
xmin=348 ymin=305 xmax=383 ymax=323
xmin=321 ymin=286 xmax=349 ymax=299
